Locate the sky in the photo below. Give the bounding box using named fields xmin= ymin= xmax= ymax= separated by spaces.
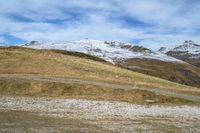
xmin=0 ymin=0 xmax=200 ymax=50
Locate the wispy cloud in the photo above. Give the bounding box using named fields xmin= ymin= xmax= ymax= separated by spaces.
xmin=0 ymin=0 xmax=200 ymax=50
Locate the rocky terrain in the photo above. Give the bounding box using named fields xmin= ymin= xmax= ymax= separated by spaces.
xmin=0 ymin=96 xmax=200 ymax=132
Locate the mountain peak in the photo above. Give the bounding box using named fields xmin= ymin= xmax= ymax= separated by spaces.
xmin=158 ymin=40 xmax=200 ymax=54
xmin=173 ymin=40 xmax=200 ymax=54
xmin=165 ymin=40 xmax=200 ymax=67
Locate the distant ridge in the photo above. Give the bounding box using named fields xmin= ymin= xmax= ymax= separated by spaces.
xmin=161 ymin=40 xmax=200 ymax=67
xmin=24 ymin=39 xmax=183 ymax=63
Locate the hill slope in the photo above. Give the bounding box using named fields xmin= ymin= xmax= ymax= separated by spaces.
xmin=22 ymin=40 xmax=200 ymax=87
xmin=0 ymin=46 xmax=200 ymax=104
xmin=116 ymin=58 xmax=200 ymax=88
xmin=0 ymin=46 xmax=181 ymax=87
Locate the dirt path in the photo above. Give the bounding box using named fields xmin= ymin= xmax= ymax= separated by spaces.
xmin=0 ymin=96 xmax=200 ymax=132
xmin=0 ymin=74 xmax=200 ymax=103
xmin=0 ymin=110 xmax=109 ymax=133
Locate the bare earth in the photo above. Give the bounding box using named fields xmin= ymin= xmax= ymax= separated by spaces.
xmin=0 ymin=96 xmax=200 ymax=133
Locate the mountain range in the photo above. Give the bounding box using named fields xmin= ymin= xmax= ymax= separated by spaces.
xmin=23 ymin=39 xmax=200 ymax=88
xmin=24 ymin=39 xmax=183 ymax=63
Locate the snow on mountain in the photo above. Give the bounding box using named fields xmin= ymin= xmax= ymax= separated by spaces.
xmin=160 ymin=40 xmax=200 ymax=55
xmin=23 ymin=39 xmax=183 ymax=63
xmin=160 ymin=40 xmax=200 ymax=67
xmin=164 ymin=40 xmax=200 ymax=59
xmin=173 ymin=40 xmax=200 ymax=55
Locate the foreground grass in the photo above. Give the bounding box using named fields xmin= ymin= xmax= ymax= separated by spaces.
xmin=0 ymin=78 xmax=192 ymax=105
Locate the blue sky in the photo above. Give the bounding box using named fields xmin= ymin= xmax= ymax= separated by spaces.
xmin=0 ymin=0 xmax=200 ymax=50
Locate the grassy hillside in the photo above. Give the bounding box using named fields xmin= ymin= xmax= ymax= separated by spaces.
xmin=51 ymin=49 xmax=108 ymax=63
xmin=117 ymin=58 xmax=200 ymax=88
xmin=0 ymin=46 xmax=199 ymax=94
xmin=0 ymin=47 xmax=200 ymax=103
xmin=167 ymin=51 xmax=200 ymax=68
xmin=0 ymin=77 xmax=192 ymax=105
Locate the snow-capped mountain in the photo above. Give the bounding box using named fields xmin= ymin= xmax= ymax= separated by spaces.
xmin=173 ymin=40 xmax=200 ymax=54
xmin=161 ymin=40 xmax=200 ymax=67
xmin=24 ymin=39 xmax=183 ymax=63
xmin=160 ymin=40 xmax=200 ymax=55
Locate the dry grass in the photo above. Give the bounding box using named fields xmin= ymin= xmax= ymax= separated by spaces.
xmin=0 ymin=46 xmax=199 ymax=93
xmin=0 ymin=78 xmax=192 ymax=105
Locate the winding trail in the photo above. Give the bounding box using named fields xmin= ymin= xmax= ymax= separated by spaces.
xmin=0 ymin=74 xmax=200 ymax=103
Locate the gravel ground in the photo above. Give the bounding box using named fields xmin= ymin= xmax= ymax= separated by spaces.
xmin=0 ymin=96 xmax=200 ymax=132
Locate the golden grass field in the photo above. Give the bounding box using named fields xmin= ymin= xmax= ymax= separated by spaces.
xmin=0 ymin=77 xmax=192 ymax=105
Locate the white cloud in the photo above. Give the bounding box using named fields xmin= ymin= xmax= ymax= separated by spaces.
xmin=12 ymin=14 xmax=140 ymax=42
xmin=117 ymin=0 xmax=200 ymax=29
xmin=0 ymin=0 xmax=200 ymax=50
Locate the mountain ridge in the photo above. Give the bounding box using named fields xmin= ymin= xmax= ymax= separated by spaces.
xmin=23 ymin=39 xmax=184 ymax=63
xmin=159 ymin=40 xmax=200 ymax=67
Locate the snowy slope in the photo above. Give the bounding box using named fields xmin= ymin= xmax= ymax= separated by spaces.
xmin=173 ymin=40 xmax=200 ymax=55
xmin=163 ymin=40 xmax=200 ymax=60
xmin=158 ymin=40 xmax=200 ymax=67
xmin=160 ymin=40 xmax=200 ymax=55
xmin=23 ymin=39 xmax=183 ymax=63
